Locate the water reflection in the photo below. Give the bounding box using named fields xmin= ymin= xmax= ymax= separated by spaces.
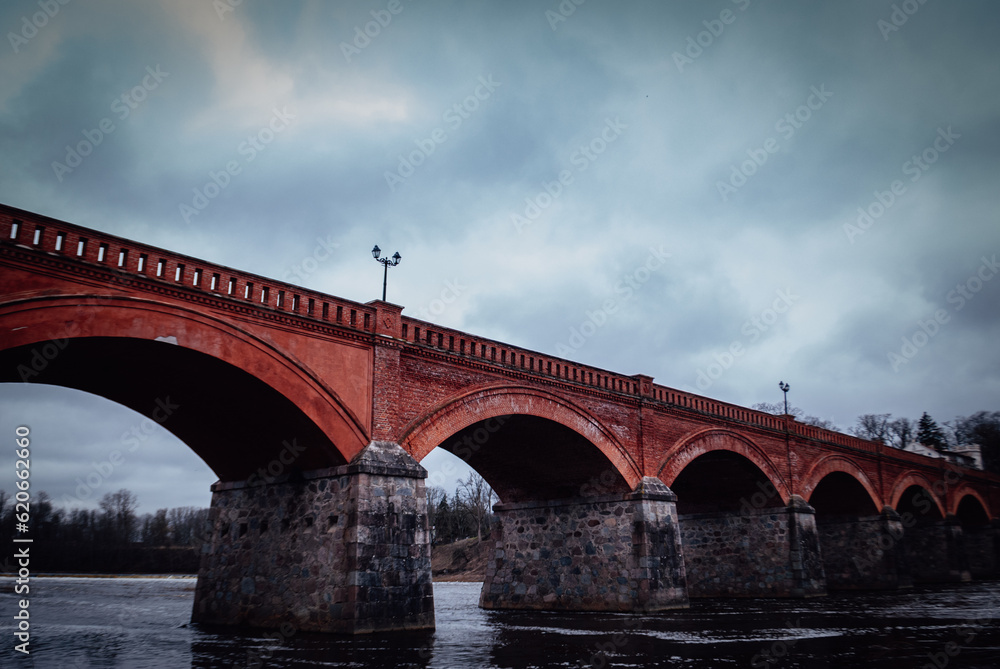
xmin=0 ymin=577 xmax=997 ymax=668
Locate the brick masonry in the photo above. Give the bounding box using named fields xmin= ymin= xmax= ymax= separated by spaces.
xmin=480 ymin=478 xmax=688 ymax=612
xmin=192 ymin=441 xmax=434 ymax=634
xmin=679 ymin=497 xmax=826 ymax=598
xmin=2 ymin=206 xmax=999 ymax=632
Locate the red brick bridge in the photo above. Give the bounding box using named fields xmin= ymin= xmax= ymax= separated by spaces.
xmin=1 ymin=203 xmax=998 ymax=633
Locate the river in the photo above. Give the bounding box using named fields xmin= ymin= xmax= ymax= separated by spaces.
xmin=1 ymin=577 xmax=998 ymax=668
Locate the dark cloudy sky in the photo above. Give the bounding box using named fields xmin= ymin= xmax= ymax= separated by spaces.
xmin=1 ymin=0 xmax=998 ymax=514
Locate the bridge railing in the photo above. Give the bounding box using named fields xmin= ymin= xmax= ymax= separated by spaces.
xmin=397 ymin=314 xmax=885 ymax=453
xmin=648 ymin=381 xmax=882 ymax=453
xmin=0 ymin=207 xmax=376 ymax=335
xmin=399 ymin=315 xmax=642 ymax=396
xmin=0 ymin=205 xmax=886 ymax=457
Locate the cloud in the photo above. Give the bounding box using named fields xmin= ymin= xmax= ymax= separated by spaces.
xmin=1 ymin=0 xmax=998 ymax=507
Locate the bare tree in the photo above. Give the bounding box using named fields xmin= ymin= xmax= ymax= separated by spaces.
xmin=801 ymin=415 xmax=837 ymax=430
xmin=458 ymin=473 xmax=497 ymax=542
xmin=425 ymin=485 xmax=446 ymax=542
xmin=142 ymin=508 xmax=171 ymax=546
xmin=167 ymin=506 xmax=209 ymax=546
xmin=850 ymin=414 xmax=892 ymax=443
xmin=752 ymin=402 xmax=803 ymax=418
xmin=888 ymin=417 xmax=914 ymax=449
xmin=99 ymin=489 xmax=139 ymax=546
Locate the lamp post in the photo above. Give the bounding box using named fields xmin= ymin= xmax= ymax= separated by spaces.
xmin=779 ymin=380 xmax=792 ymax=485
xmin=371 ymin=245 xmax=401 ymax=302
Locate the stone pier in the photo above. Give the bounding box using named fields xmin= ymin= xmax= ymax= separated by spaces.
xmin=480 ymin=477 xmax=688 ymax=612
xmin=679 ymin=496 xmax=826 ymax=598
xmin=192 ymin=441 xmax=434 ymax=634
xmin=816 ymin=507 xmax=911 ymax=590
xmin=963 ymin=520 xmax=1000 ymax=579
xmin=902 ymin=515 xmax=971 ymax=584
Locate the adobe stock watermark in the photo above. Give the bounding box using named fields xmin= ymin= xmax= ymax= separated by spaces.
xmin=554 ymin=245 xmax=670 ymax=357
xmin=878 ymin=0 xmax=932 ymax=41
xmin=672 ymin=0 xmax=752 ymax=73
xmin=580 ymin=617 xmax=642 ymax=668
xmin=340 ymin=0 xmax=412 ymax=62
xmin=429 ymin=417 xmax=508 ymax=476
xmin=413 ymin=278 xmax=467 ymax=321
xmin=281 ymin=234 xmax=340 ymax=284
xmin=545 ymin=0 xmax=586 ymax=32
xmin=60 ymin=397 xmax=179 ymax=507
xmin=179 ymin=105 xmax=296 ymax=224
xmin=843 ymin=126 xmax=959 ymax=244
xmin=384 ymin=75 xmax=501 ymax=192
xmin=14 ymin=323 xmax=80 ymax=382
xmin=213 ymin=0 xmax=243 ymax=21
xmin=918 ymin=606 xmax=995 ymax=669
xmin=750 ymin=618 xmax=805 ymax=668
xmin=511 ymin=117 xmax=627 ymax=233
xmin=716 ymin=85 xmax=833 ymax=202
xmin=888 ymin=254 xmax=997 ymax=372
xmin=51 ymin=65 xmax=170 ymax=182
xmin=853 ymin=473 xmax=963 ymax=576
xmin=7 ymin=0 xmax=71 ymax=53
xmin=246 ymin=439 xmax=307 ymax=487
xmin=694 ymin=287 xmax=800 ymax=391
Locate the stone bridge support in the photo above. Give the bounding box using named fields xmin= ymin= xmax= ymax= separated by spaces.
xmin=679 ymin=496 xmax=826 ymax=598
xmin=902 ymin=516 xmax=971 ymax=584
xmin=816 ymin=507 xmax=911 ymax=590
xmin=480 ymin=478 xmax=688 ymax=612
xmin=962 ymin=520 xmax=1000 ymax=579
xmin=192 ymin=442 xmax=434 ymax=634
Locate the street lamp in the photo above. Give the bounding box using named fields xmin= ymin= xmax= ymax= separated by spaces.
xmin=778 ymin=380 xmax=792 ymax=484
xmin=371 ymin=245 xmax=401 ymax=302
xmin=778 ymin=381 xmax=790 ymax=415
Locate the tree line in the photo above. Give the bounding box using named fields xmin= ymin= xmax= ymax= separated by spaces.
xmin=0 ymin=471 xmax=500 ymax=572
xmin=426 ymin=472 xmax=497 ymax=545
xmin=753 ymin=402 xmax=1000 ymax=474
xmin=0 ymin=488 xmax=209 ymax=573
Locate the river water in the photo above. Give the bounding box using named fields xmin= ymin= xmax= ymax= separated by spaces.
xmin=1 ymin=577 xmax=998 ymax=668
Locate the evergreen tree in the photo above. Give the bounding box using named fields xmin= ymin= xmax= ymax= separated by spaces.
xmin=917 ymin=412 xmax=948 ymax=451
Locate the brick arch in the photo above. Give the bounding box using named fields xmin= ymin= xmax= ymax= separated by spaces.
xmin=400 ymin=384 xmax=642 ymax=489
xmin=656 ymin=427 xmax=791 ymax=503
xmin=950 ymin=487 xmax=993 ymax=520
xmin=889 ymin=471 xmax=947 ymax=518
xmin=801 ymin=455 xmax=882 ymax=510
xmin=0 ymin=294 xmax=370 ymax=469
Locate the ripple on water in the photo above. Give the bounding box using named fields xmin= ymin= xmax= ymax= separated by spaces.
xmin=1 ymin=578 xmax=999 ymax=668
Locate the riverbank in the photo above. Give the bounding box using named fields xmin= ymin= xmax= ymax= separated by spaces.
xmin=432 ymin=536 xmax=489 ymax=582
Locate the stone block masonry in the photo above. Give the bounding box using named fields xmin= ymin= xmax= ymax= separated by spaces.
xmin=192 ymin=441 xmax=434 ymax=634
xmin=902 ymin=517 xmax=971 ymax=584
xmin=680 ymin=497 xmax=826 ymax=598
xmin=4 ymin=205 xmax=1000 ymax=632
xmin=816 ymin=508 xmax=911 ymax=590
xmin=962 ymin=521 xmax=1000 ymax=579
xmin=481 ymin=477 xmax=688 ymax=612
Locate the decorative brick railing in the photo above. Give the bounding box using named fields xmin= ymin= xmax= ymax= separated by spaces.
xmin=398 ymin=314 xmax=641 ymax=395
xmin=1 ymin=203 xmax=885 ymax=457
xmin=397 ymin=312 xmax=881 ymax=454
xmin=0 ymin=206 xmax=375 ymax=335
